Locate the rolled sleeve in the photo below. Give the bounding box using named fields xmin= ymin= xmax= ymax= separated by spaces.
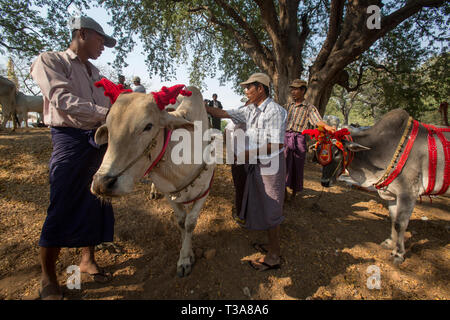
xmin=227 ymin=108 xmax=247 ymax=124
xmin=308 ymin=105 xmax=322 ymax=127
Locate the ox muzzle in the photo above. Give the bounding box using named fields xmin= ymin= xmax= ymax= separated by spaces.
xmin=91 ymin=173 xmax=118 ymax=197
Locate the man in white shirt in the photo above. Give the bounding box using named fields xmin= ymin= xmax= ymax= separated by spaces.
xmin=205 ymin=73 xmax=286 ymax=271
xmin=131 ymin=76 xmax=146 ymax=93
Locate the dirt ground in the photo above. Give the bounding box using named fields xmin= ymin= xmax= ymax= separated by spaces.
xmin=0 ymin=127 xmax=449 ymax=300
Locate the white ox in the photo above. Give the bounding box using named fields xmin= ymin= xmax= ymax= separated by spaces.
xmin=0 ymin=76 xmax=17 ymax=129
xmin=0 ymin=76 xmax=44 ymax=129
xmin=15 ymin=92 xmax=43 ymax=127
xmin=91 ymin=86 xmax=215 ymax=277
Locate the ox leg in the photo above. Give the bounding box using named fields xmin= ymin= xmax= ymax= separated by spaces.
xmin=380 ymin=200 xmax=397 ymax=250
xmin=170 ymin=196 xmax=208 ymax=277
xmin=390 ymin=194 xmax=415 ymax=264
xmin=150 ymin=183 xmax=161 ymax=200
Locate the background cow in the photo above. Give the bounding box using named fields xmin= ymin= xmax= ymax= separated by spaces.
xmin=319 ymin=109 xmax=449 ymax=264
xmin=15 ymin=92 xmax=44 ymax=127
xmin=0 ymin=76 xmax=18 ymax=130
xmin=91 ymin=86 xmax=215 ymax=277
xmin=0 ymin=76 xmax=43 ymax=129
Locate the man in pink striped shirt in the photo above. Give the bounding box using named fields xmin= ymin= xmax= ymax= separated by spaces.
xmin=31 ymin=16 xmax=117 ymax=300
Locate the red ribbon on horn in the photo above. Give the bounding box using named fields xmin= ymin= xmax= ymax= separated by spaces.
xmin=94 ymin=78 xmax=133 ymax=104
xmin=151 ymin=84 xmax=192 ymax=110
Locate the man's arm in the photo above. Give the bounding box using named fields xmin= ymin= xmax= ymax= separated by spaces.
xmin=308 ymin=105 xmax=336 ymax=133
xmin=316 ymin=120 xmax=336 ymax=133
xmin=205 ymin=106 xmax=230 ymax=119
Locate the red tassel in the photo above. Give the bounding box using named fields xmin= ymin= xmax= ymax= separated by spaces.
xmin=151 ymin=84 xmax=192 ymax=110
xmin=94 ymin=78 xmax=132 ymax=104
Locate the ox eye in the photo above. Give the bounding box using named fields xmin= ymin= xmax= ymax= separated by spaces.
xmin=143 ymin=123 xmax=153 ymax=132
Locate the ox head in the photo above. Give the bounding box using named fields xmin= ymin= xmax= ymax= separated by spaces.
xmin=319 ymin=140 xmax=370 ymax=187
xmin=303 ymin=127 xmax=370 ymax=187
xmin=91 ymin=84 xmax=194 ymax=198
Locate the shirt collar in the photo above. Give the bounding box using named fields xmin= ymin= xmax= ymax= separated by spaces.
xmin=249 ymin=97 xmax=272 ymax=113
xmin=259 ymin=97 xmax=272 ymax=112
xmin=65 ymin=48 xmax=78 ymax=60
xmin=291 ymin=101 xmax=306 ymax=107
xmin=65 ymin=48 xmax=98 ymax=77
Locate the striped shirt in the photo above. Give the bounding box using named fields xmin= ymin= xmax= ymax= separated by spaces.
xmin=284 ymin=102 xmax=322 ymax=133
xmin=227 ymin=97 xmax=287 ymax=159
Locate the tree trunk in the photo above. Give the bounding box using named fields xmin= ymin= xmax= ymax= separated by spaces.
xmin=304 ymin=0 xmax=445 ymax=115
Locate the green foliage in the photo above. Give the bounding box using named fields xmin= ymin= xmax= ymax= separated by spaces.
xmin=0 ymin=0 xmax=90 ymax=57
xmin=1 ymin=0 xmax=448 ymax=112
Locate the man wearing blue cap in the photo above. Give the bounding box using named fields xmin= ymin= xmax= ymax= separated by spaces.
xmin=31 ymin=16 xmax=117 ymax=299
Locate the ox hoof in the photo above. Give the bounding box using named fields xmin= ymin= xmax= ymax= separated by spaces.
xmin=390 ymin=252 xmax=405 ymax=265
xmin=380 ymin=239 xmax=395 ymax=250
xmin=177 ymin=255 xmax=195 ymax=277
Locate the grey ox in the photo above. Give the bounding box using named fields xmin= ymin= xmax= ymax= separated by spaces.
xmin=91 ymin=86 xmax=215 ymax=277
xmin=319 ymin=109 xmax=449 ymax=264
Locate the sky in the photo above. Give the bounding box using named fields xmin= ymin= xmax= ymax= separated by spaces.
xmin=0 ymin=5 xmax=245 ymax=111
xmin=73 ymin=6 xmax=244 ymax=111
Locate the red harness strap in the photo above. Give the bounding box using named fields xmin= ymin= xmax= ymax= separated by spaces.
xmin=376 ymin=120 xmax=420 ymax=189
xmin=181 ymin=170 xmax=215 ymax=205
xmin=422 ymin=123 xmax=450 ymax=195
xmin=144 ymin=128 xmax=215 ymax=204
xmin=143 ymin=129 xmax=172 ymax=177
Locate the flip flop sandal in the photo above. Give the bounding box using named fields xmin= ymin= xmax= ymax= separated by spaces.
xmin=248 ymin=260 xmax=280 ymax=272
xmin=83 ymin=269 xmax=112 ymax=283
xmin=39 ymin=283 xmax=63 ymax=300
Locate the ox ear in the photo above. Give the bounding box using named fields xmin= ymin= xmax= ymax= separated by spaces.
xmin=95 ymin=124 xmax=109 ymax=146
xmin=343 ymin=140 xmax=370 ymax=152
xmin=159 ymin=111 xmax=194 ymax=131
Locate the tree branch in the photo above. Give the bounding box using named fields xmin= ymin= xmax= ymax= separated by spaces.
xmin=191 ymin=2 xmax=274 ymax=73
xmin=364 ymin=0 xmax=446 ymax=51
xmin=313 ymin=0 xmax=345 ymax=71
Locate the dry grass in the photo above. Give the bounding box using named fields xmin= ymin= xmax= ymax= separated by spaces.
xmin=0 ymin=127 xmax=449 ymax=300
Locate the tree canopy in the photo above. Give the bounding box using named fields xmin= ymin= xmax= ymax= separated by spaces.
xmin=1 ymin=0 xmax=448 ymax=115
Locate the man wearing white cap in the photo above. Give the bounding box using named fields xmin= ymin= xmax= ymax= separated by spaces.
xmin=205 ymin=72 xmax=287 ymax=271
xmin=31 ymin=16 xmax=117 ymax=299
xmin=131 ymin=76 xmax=146 ymax=93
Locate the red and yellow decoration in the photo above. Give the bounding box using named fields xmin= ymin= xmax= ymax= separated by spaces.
xmin=302 ymin=126 xmax=353 ymax=174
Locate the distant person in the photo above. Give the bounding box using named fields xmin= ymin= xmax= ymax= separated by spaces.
xmin=131 ymin=76 xmax=146 ymax=93
xmin=224 ymin=107 xmax=247 ymax=220
xmin=204 ymin=99 xmax=213 ymax=128
xmin=208 ymin=93 xmax=223 ymax=131
xmin=118 ymin=74 xmax=130 ymax=89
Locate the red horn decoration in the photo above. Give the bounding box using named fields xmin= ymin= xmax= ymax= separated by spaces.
xmin=151 ymin=84 xmax=192 ymax=110
xmin=302 ymin=129 xmax=321 ymax=140
xmin=94 ymin=78 xmax=132 ymax=104
xmin=332 ymin=128 xmax=350 ymax=140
